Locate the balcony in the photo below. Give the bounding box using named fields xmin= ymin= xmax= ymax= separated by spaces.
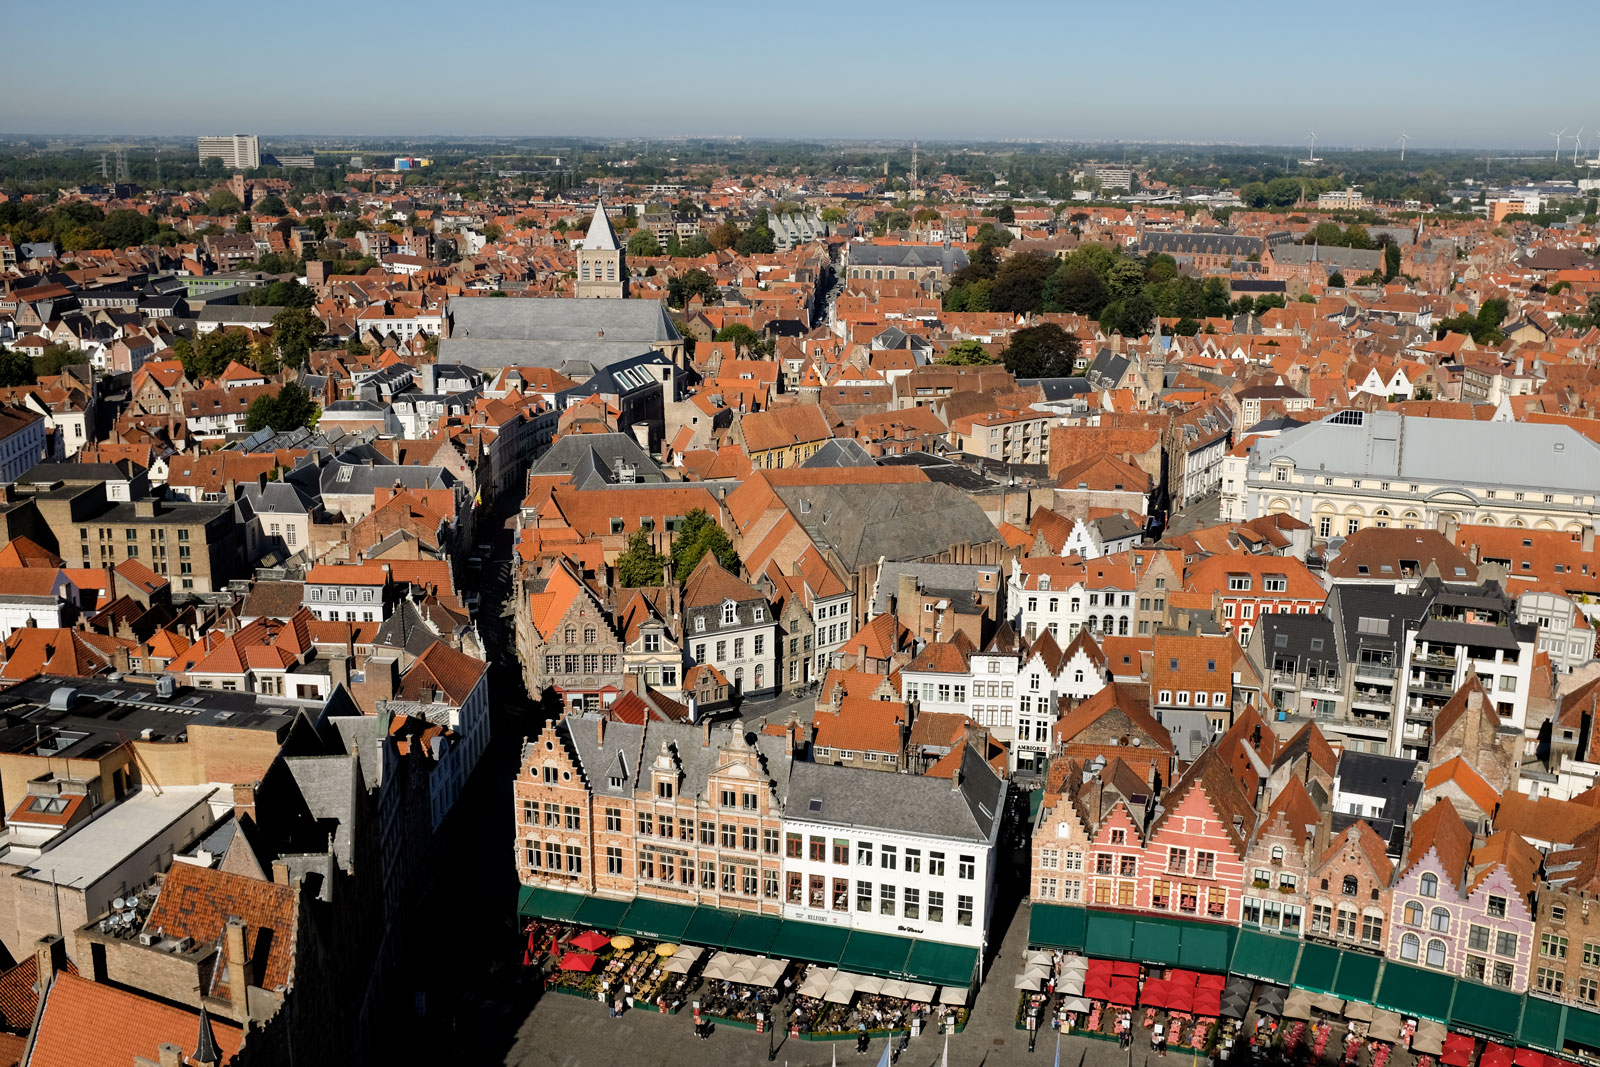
xmin=1351 ymin=692 xmax=1393 ymax=713
xmin=1408 ymin=677 xmax=1455 ymax=697
xmin=1354 ymin=663 xmax=1397 ymax=681
xmin=1271 ymin=672 xmax=1298 ymax=690
xmin=1413 ymin=651 xmax=1458 ymax=669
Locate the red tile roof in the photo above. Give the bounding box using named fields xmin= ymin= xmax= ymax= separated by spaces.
xmin=28 ymin=972 xmax=243 ymax=1067
xmin=143 ymin=862 xmax=297 ymax=998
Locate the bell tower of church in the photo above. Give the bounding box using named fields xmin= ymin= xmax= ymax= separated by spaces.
xmin=575 ymin=199 xmax=625 ymax=299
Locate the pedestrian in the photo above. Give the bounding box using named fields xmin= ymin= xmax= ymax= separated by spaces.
xmin=1153 ymin=1021 xmax=1165 ymax=1051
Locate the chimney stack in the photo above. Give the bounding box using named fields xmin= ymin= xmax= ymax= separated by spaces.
xmin=702 ymin=718 xmax=712 ymax=748
xmin=157 ymin=1043 xmax=185 ymax=1067
xmin=597 ymin=716 xmax=606 ymax=747
xmin=224 ymin=917 xmax=253 ymax=1021
xmin=33 ymin=934 xmax=65 ymax=995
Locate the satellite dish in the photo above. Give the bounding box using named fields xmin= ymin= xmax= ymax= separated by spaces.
xmin=112 ymin=897 xmax=126 ymax=910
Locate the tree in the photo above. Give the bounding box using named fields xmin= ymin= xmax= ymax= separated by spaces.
xmin=1144 ymin=254 xmax=1179 ymax=284
xmin=1343 ymin=224 xmax=1372 ymax=250
xmin=938 ymin=339 xmax=994 ymax=365
xmin=707 ymin=222 xmax=741 ymax=250
xmin=271 ymin=307 xmax=323 ymax=369
xmin=234 ymin=215 xmax=253 ymax=234
xmin=206 ymin=190 xmax=243 ymax=215
xmin=1044 ymin=267 xmax=1110 ymax=317
xmin=973 ymin=222 xmax=1012 ymax=248
xmin=1000 ymin=323 xmax=1080 ymax=378
xmin=0 ymin=348 xmax=36 ymax=387
xmin=335 ymin=218 xmax=359 ymax=239
xmin=1384 ymin=243 xmax=1402 ymax=282
xmin=181 ymin=329 xmax=251 ymax=380
xmin=102 ymin=209 xmax=156 ymax=249
xmin=35 ymin=343 xmax=82 ymax=377
xmin=615 ymin=530 xmax=667 ymax=587
xmin=680 ymin=233 xmax=713 ymax=257
xmin=734 ymin=226 xmax=775 ymax=255
xmin=1328 ymin=272 xmax=1347 ymax=288
xmin=1172 ymin=316 xmax=1201 ymax=336
xmin=714 ymin=323 xmax=772 ymax=356
xmin=244 ymin=382 xmax=318 ymax=433
xmin=1200 ymin=277 xmax=1231 ymax=318
xmin=670 ymin=508 xmax=739 ymax=578
xmin=1307 ymin=222 xmax=1346 ymax=248
xmin=988 ymin=251 xmax=1056 ymax=314
xmin=819 ymin=207 xmax=846 ymax=224
xmin=626 ymin=229 xmax=661 ymax=257
xmin=668 ymin=268 xmax=719 ymax=308
xmin=254 ymin=195 xmax=288 ymax=217
xmin=482 ymin=223 xmax=503 ymax=243
xmin=1105 ymin=257 xmax=1147 ymax=301
xmin=1254 ymin=294 xmax=1287 ymax=313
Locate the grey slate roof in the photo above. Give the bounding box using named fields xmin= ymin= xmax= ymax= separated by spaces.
xmin=1138 ymin=231 xmax=1262 ymax=259
xmin=556 ymin=713 xmax=793 ymax=804
xmin=786 ymin=745 xmax=1003 ymax=843
xmin=529 ymin=432 xmax=665 ymax=482
xmin=1259 ymin=612 xmax=1340 ymax=674
xmin=1327 ymin=584 xmax=1430 ymax=661
xmin=847 ymin=244 xmax=969 ymax=272
xmin=1271 ymin=244 xmax=1383 ymax=272
xmin=1016 ymin=377 xmax=1095 ymax=401
xmin=771 ymin=481 xmax=1000 ymax=573
xmin=447 ymin=296 xmax=679 ymax=343
xmin=1250 ymin=410 xmax=1600 ymax=493
xmin=799 ymin=439 xmax=876 ymax=468
xmin=438 ymin=337 xmax=660 ymax=375
xmin=871 ymin=561 xmax=999 ymax=616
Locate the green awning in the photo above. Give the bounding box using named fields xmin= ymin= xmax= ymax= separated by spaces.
xmin=726 ymin=913 xmax=783 ymax=956
xmin=1177 ymin=924 xmax=1234 ymax=972
xmin=1450 ymin=982 xmax=1521 ymax=1038
xmin=573 ymin=895 xmax=631 ymax=931
xmin=684 ymin=907 xmax=738 ymax=948
xmin=840 ymin=931 xmax=914 ymax=978
xmin=518 ymin=886 xmax=585 ymax=922
xmin=1293 ymin=942 xmax=1343 ymax=994
xmin=1029 ymin=789 xmax=1044 ymax=822
xmin=1331 ymin=952 xmax=1382 ymax=1004
xmin=1133 ymin=919 xmax=1183 ymax=966
xmin=1029 ymin=904 xmax=1088 ymax=951
xmin=770 ymin=920 xmax=850 ymax=966
xmin=1229 ymin=928 xmax=1301 ymax=985
xmin=618 ymin=898 xmax=697 ymax=942
xmin=904 ymin=940 xmax=979 ymax=987
xmin=1518 ymin=994 xmax=1566 ymax=1053
xmin=1564 ymin=1003 xmax=1600 ymax=1052
xmin=1375 ymin=960 xmax=1455 ymax=1022
xmin=1085 ymin=913 xmax=1136 ymax=960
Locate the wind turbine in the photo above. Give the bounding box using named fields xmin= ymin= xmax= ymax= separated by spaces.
xmin=1398 ymin=133 xmax=1409 ymax=162
xmin=1300 ymin=132 xmax=1320 ymax=165
xmin=1550 ymin=127 xmax=1567 ymax=160
xmin=1573 ymin=128 xmax=1584 ymax=164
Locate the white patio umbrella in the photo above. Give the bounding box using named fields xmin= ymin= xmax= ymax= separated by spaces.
xmin=799 ymin=967 xmax=837 ymax=999
xmin=701 ymin=952 xmax=738 ymax=981
xmin=940 ymin=985 xmax=970 ymax=1006
xmin=1015 ymin=972 xmax=1044 ymax=991
xmin=1060 ymin=996 xmax=1093 ymax=1014
xmin=853 ymin=975 xmax=887 ymax=996
xmin=825 ymin=972 xmax=859 ymax=1005
xmin=905 ymin=983 xmax=938 ymax=1003
xmin=880 ymin=979 xmax=914 ymax=1000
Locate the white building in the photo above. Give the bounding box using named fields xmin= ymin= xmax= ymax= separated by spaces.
xmin=1516 ymin=590 xmax=1595 ymax=674
xmin=197 ymin=134 xmax=260 ymax=170
xmin=0 ymin=570 xmax=76 ymax=638
xmin=303 ymin=563 xmax=391 ymax=623
xmin=779 ymin=752 xmax=1006 ymax=954
xmin=0 ymin=407 xmax=46 ymax=483
xmin=1229 ymin=410 xmax=1600 ymax=540
xmin=1008 ymin=556 xmax=1138 ymax=646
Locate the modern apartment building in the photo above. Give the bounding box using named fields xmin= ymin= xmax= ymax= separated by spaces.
xmin=196 ymin=134 xmax=260 ymax=170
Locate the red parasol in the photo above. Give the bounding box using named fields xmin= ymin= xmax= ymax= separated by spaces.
xmin=1108 ymin=977 xmax=1140 ymax=1006
xmin=1481 ymin=1045 xmax=1514 ymax=1067
xmin=1193 ymin=988 xmax=1223 ymax=1017
xmin=1141 ymin=979 xmax=1170 ymax=1008
xmin=1167 ymin=984 xmax=1196 ymax=1012
xmin=1112 ymin=960 xmax=1141 ymax=978
xmin=570 ymin=931 xmax=612 ymax=952
xmin=1441 ymin=1035 xmax=1476 ymax=1067
xmin=559 ymin=951 xmax=599 ymax=972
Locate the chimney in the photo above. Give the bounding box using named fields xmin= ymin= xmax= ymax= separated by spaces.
xmin=328 ymin=653 xmax=350 ymax=691
xmin=33 ymin=934 xmax=65 ymax=994
xmin=702 ymin=718 xmax=712 ymax=748
xmin=597 ymin=716 xmax=606 ymax=747
xmin=895 ymin=572 xmax=919 ymax=620
xmin=231 ymin=782 xmax=257 ymax=823
xmin=224 ymin=918 xmax=253 ymax=1021
xmin=157 ymin=1043 xmax=185 ymax=1067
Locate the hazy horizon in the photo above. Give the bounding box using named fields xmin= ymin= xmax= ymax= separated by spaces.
xmin=6 ymin=0 xmax=1597 ymax=152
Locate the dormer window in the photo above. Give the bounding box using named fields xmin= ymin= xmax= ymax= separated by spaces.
xmin=753 ymin=606 xmax=764 ymax=622
xmin=723 ymin=602 xmax=737 ymax=625
xmin=695 ymin=617 xmax=705 ymax=633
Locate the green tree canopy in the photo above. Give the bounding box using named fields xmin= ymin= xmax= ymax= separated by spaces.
xmin=734 ymin=226 xmax=775 ymax=255
xmin=0 ymin=348 xmax=37 ymax=387
xmin=1043 ymin=266 xmax=1111 ymax=317
xmin=670 ymin=508 xmax=739 ymax=578
xmin=271 ymin=307 xmax=323 ymax=369
xmin=254 ymin=195 xmax=288 ymax=217
xmin=206 ymin=190 xmax=243 ymax=215
xmin=988 ymin=251 xmax=1056 ymax=314
xmin=1000 ymin=323 xmax=1080 ymax=378
xmin=177 ymin=328 xmax=252 ymax=380
xmin=714 ymin=323 xmax=772 ymax=356
xmin=938 ymin=339 xmax=994 ymax=365
xmin=626 ymin=229 xmax=662 ymax=257
xmin=244 ymin=382 xmax=319 ymax=433
xmin=668 ymin=268 xmax=719 ymax=308
xmin=616 ymin=530 xmax=667 ymax=587
xmin=1327 ymin=272 xmax=1347 ymax=288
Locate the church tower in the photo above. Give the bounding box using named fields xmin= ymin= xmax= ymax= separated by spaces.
xmin=575 ymin=199 xmax=625 ymax=298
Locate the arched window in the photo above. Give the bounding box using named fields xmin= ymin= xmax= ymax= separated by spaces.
xmin=1118 ymin=617 xmax=1129 ymax=635
xmin=1403 ymin=901 xmax=1423 ymax=926
xmin=1400 ymin=933 xmax=1420 ymax=962
xmin=734 ymin=666 xmax=744 ymax=690
xmin=754 ymin=664 xmax=764 ymax=689
xmin=1342 ymin=875 xmax=1358 ymax=896
xmin=584 ymin=626 xmax=596 ymax=643
xmin=1074 ymin=670 xmax=1085 ymax=684
xmin=1102 ymin=614 xmax=1114 ymax=632
xmin=1430 ymin=908 xmax=1450 ymax=933
xmin=1419 ymin=873 xmax=1438 ymax=898
xmin=723 ymin=602 xmax=736 ymax=625
xmin=565 ymin=627 xmax=576 ymax=643
xmin=1425 ymin=939 xmax=1447 ymax=968
xmin=1271 ymin=845 xmax=1285 ymax=862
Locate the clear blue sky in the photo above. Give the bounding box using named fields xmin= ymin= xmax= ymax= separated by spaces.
xmin=4 ymin=0 xmax=1592 ymax=148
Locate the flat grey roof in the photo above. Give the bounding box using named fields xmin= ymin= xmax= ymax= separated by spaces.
xmin=17 ymin=785 xmax=218 ymax=889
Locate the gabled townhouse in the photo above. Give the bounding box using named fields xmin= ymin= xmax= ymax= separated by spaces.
xmin=378 ymin=638 xmax=491 ymax=830
xmin=617 ymin=586 xmax=684 ymax=701
xmin=1150 ymin=631 xmax=1260 ymax=730
xmin=519 ymin=559 xmax=626 ymax=712
xmin=303 ymin=563 xmax=393 ymax=623
xmin=1387 ymin=798 xmax=1535 ymax=992
xmin=809 ymin=691 xmax=909 ymax=771
xmin=1240 ymin=776 xmax=1324 ymax=939
xmin=1139 ymin=747 xmax=1256 ymax=924
xmin=1530 ymin=823 xmax=1600 ymax=1007
xmin=1009 ymin=553 xmax=1139 ymax=645
xmin=683 ymin=554 xmax=778 ymax=699
xmin=1051 ymin=681 xmax=1176 ymax=791
xmin=1306 ymin=819 xmax=1395 ymax=954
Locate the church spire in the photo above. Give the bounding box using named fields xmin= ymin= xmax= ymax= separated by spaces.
xmin=582 ymin=199 xmax=619 ymax=251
